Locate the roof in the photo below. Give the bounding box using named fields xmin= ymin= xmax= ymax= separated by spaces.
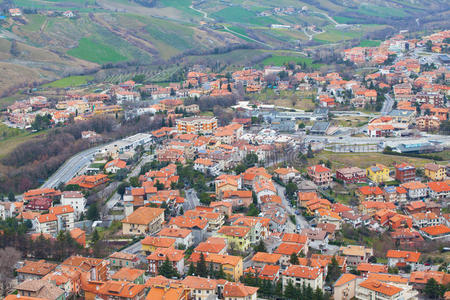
xmin=334 ymin=273 xmax=359 ymax=287
xmin=15 ymin=279 xmax=64 ymax=300
xmin=282 ymin=265 xmax=322 ymax=279
xmin=217 ymin=225 xmax=250 ymax=237
xmin=340 ymin=245 xmax=373 ymax=257
xmin=49 ymin=205 xmax=74 ymax=215
xmin=194 ymin=237 xmax=227 ymax=254
xmin=189 ymin=253 xmax=242 ymax=267
xmin=98 ymin=280 xmax=146 ymax=298
xmin=111 ymin=267 xmax=145 ymax=282
xmin=274 ymin=243 xmax=304 ymax=256
xmin=181 ymin=276 xmax=217 ymax=290
xmin=17 ymin=260 xmax=57 ymax=276
xmin=121 ymin=207 xmax=164 ymax=225
xmin=307 ymin=164 xmax=331 ymax=173
xmin=401 ymin=181 xmax=427 ymax=190
xmin=223 ymin=282 xmax=258 ymax=297
xmin=158 ymin=227 xmax=192 ymax=238
xmin=274 ymin=167 xmax=299 ymax=175
xmin=146 ymin=247 xmax=184 ymax=262
xmin=367 ymin=273 xmax=409 ymax=284
xmin=37 ymin=213 xmax=57 ymax=223
xmin=359 ymin=279 xmax=402 ymax=296
xmin=142 ymin=236 xmax=176 ymax=248
xmin=358 ymin=186 xmax=384 ymax=195
xmin=252 ymin=252 xmax=282 ymax=264
xmin=109 ymin=252 xmax=138 ymax=261
xmin=421 ymin=225 xmax=450 ymax=236
xmin=357 ymin=263 xmax=388 ymax=273
xmin=282 ymin=233 xmax=308 ymax=244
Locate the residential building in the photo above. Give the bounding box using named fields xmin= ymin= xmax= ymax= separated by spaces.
xmin=307 ymin=165 xmax=332 ymax=187
xmin=428 ymin=181 xmax=450 ymax=200
xmin=223 ymin=282 xmax=258 ymax=300
xmin=60 ymin=191 xmax=86 ymax=218
xmin=145 ymin=284 xmax=189 ymax=300
xmin=273 ymin=167 xmax=300 ymax=183
xmin=104 ymin=159 xmax=127 ymax=174
xmin=217 ymin=225 xmax=251 ymax=252
xmin=394 ymin=163 xmax=416 ymax=183
xmin=15 ymin=279 xmax=65 ymax=300
xmin=189 ymin=253 xmax=243 ymax=280
xmin=0 ymin=201 xmax=15 ymax=220
xmin=157 ymin=227 xmax=194 ymax=248
xmin=424 ymin=163 xmax=446 ymax=181
xmin=141 ymin=236 xmax=176 ymax=255
xmin=222 ymin=190 xmax=253 ymax=208
xmin=333 ymin=273 xmax=359 ymax=300
xmin=339 ymin=245 xmax=373 ymax=267
xmin=121 ymin=207 xmax=164 ymax=235
xmin=251 ymin=252 xmax=282 ymax=268
xmin=36 ymin=213 xmax=58 ymax=236
xmin=17 ymin=260 xmax=57 ymax=283
xmin=176 ymin=116 xmax=218 ymax=134
xmin=147 ymin=247 xmax=185 ymax=276
xmin=89 ymin=280 xmax=146 ymax=300
xmin=181 ymin=276 xmax=218 ymax=300
xmin=420 ymin=224 xmax=450 ymax=239
xmin=386 ymin=250 xmax=421 ymax=271
xmin=366 ymin=164 xmax=390 ymax=183
xmin=62 ymin=255 xmax=108 ymax=281
xmin=336 ymin=167 xmax=367 ymax=184
xmin=401 ymin=181 xmax=428 ymax=200
xmin=111 ymin=267 xmax=145 ymax=284
xmin=411 ymin=212 xmax=443 ymax=228
xmin=109 ymin=252 xmax=140 ymax=269
xmin=49 ymin=205 xmax=75 ymax=232
xmin=355 ymin=279 xmax=415 ymax=300
xmin=356 ymin=186 xmax=384 ymax=202
xmin=282 ymin=265 xmax=323 ymax=290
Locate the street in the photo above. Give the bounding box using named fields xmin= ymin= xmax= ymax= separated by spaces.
xmin=274 ymin=183 xmax=310 ymax=231
xmin=381 ymin=94 xmax=394 ymax=116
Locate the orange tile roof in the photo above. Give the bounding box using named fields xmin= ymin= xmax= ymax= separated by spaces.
xmin=181 ymin=276 xmax=217 ymax=290
xmin=37 ymin=213 xmax=57 ymax=223
xmin=98 ymin=280 xmax=146 ymax=298
xmin=17 ymin=260 xmax=57 ymax=276
xmin=359 ymin=279 xmax=402 ymax=296
xmin=421 ymin=225 xmax=450 ymax=236
xmin=358 ymin=186 xmax=384 ymax=195
xmin=357 ymin=263 xmax=388 ymax=273
xmin=252 ymin=252 xmax=282 ymax=264
xmin=282 ymin=233 xmax=308 ymax=244
xmin=282 ymin=265 xmax=322 ymax=279
xmin=217 ymin=225 xmax=250 ymax=237
xmin=194 ymin=237 xmax=227 ymax=254
xmin=49 ymin=205 xmax=74 ymax=215
xmin=367 ymin=273 xmax=409 ymax=284
xmin=308 ymin=165 xmax=331 ymax=173
xmin=334 ymin=273 xmax=359 ymax=287
xmin=401 ymin=181 xmax=427 ymax=190
xmin=111 ymin=267 xmax=145 ymax=282
xmin=274 ymin=243 xmax=304 ymax=256
xmin=146 ymin=247 xmax=184 ymax=262
xmin=141 ymin=236 xmax=176 ymax=248
xmin=121 ymin=207 xmax=164 ymax=225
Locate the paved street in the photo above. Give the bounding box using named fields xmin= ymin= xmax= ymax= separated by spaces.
xmin=274 ymin=183 xmax=310 ymax=231
xmin=381 ymin=94 xmax=394 ymax=115
xmin=184 ymin=189 xmax=200 ymax=211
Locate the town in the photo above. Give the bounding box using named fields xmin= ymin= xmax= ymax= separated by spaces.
xmin=0 ymin=27 xmax=449 ymax=300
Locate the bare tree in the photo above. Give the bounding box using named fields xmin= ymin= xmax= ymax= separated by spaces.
xmin=0 ymin=247 xmax=21 ymax=297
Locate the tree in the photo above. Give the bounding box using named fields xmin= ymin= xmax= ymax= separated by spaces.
xmin=117 ymin=182 xmax=130 ymax=199
xmin=368 ymin=256 xmax=377 ymax=263
xmin=91 ymin=228 xmax=100 ymax=243
xmin=307 ymin=144 xmax=314 ymax=158
xmin=155 ymin=180 xmax=165 ymax=191
xmin=285 ymin=181 xmax=298 ymax=200
xmin=188 ymin=262 xmax=196 ymax=276
xmin=326 ymin=256 xmax=342 ymax=284
xmin=159 ymin=257 xmax=178 ymax=278
xmin=253 ymin=240 xmax=267 ymax=252
xmin=246 ymin=203 xmax=259 ymax=216
xmin=115 ymin=168 xmax=128 ymax=181
xmin=284 ymin=280 xmax=297 ymax=299
xmin=86 ymin=202 xmax=99 ymax=221
xmin=7 ymin=192 xmax=15 ymax=202
xmin=290 ymin=253 xmax=299 ymax=265
xmin=424 ymin=278 xmax=445 ymax=299
xmin=129 ymin=176 xmax=139 ymax=187
xmin=10 ymin=40 xmax=20 ymax=57
xmin=196 ymin=253 xmax=208 ymax=277
xmin=132 ymin=74 xmax=145 ymax=83
xmin=0 ymin=247 xmax=21 ymax=297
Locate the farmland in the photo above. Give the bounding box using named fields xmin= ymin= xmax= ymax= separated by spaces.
xmin=67 ymin=37 xmax=128 ymax=64
xmin=43 ymin=75 xmax=95 ymax=88
xmin=262 ymin=54 xmax=323 ymax=69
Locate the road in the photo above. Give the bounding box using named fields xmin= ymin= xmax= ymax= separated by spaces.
xmin=274 ymin=183 xmax=310 ymax=231
xmin=41 ymin=146 xmax=101 ymax=188
xmin=184 ymin=189 xmax=200 ymax=211
xmin=381 ymin=93 xmax=394 ymax=115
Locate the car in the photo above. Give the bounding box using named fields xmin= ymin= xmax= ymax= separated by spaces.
xmin=295 ymin=210 xmax=300 ymax=215
xmin=296 ymin=224 xmax=301 ymax=231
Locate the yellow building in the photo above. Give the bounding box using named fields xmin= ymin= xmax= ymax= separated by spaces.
xmin=121 ymin=207 xmax=164 ymax=236
xmin=424 ymin=163 xmax=446 ymax=181
xmin=217 ymin=225 xmax=251 ymax=252
xmin=176 ymin=116 xmax=218 ymax=134
xmin=141 ymin=236 xmax=176 ymax=255
xmin=366 ymin=164 xmax=390 ymax=183
xmin=191 ymin=253 xmax=243 ymax=281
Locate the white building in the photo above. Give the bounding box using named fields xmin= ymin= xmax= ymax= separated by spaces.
xmin=49 ymin=205 xmax=75 ymax=232
xmin=0 ymin=202 xmax=15 ymax=220
xmin=61 ymin=191 xmax=86 ymax=218
xmin=282 ymin=265 xmax=323 ymax=290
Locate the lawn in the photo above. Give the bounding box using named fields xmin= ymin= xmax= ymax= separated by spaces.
xmin=262 ymin=55 xmax=323 ymax=69
xmin=310 ymin=151 xmax=443 ymax=172
xmin=314 ymin=28 xmax=363 ymax=43
xmin=211 ymin=7 xmax=276 ymax=26
xmin=248 ymin=90 xmax=316 ymax=111
xmin=67 ymin=37 xmax=127 ymax=64
xmin=43 ymin=75 xmax=94 ymax=88
xmin=358 ymin=39 xmax=381 ymax=47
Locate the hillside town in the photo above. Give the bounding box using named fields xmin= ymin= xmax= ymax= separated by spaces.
xmin=0 ymin=29 xmax=449 ymax=300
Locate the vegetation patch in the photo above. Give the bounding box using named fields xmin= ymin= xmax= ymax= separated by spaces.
xmin=43 ymin=75 xmax=94 ymax=88
xmin=67 ymin=37 xmax=127 ymax=64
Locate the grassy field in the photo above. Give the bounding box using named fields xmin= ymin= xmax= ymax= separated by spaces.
xmin=248 ymin=90 xmax=316 ymax=111
xmin=358 ymin=40 xmax=381 ymax=47
xmin=262 ymin=55 xmax=323 ymax=69
xmin=350 ymin=3 xmax=408 ymax=18
xmin=211 ymin=7 xmax=276 ymax=26
xmin=332 ymin=116 xmax=369 ymax=127
xmin=314 ymin=28 xmax=363 ymax=43
xmin=67 ymin=37 xmax=127 ymax=64
xmin=310 ymin=151 xmax=444 ymax=172
xmin=0 ymin=130 xmax=46 ymax=159
xmin=43 ymin=75 xmax=94 ymax=88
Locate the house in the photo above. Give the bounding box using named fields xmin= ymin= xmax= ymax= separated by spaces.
xmin=24 ymin=188 xmax=61 ymax=201
xmin=66 ymin=174 xmax=109 ymax=189
xmin=9 ymin=8 xmax=22 ymax=16
xmin=189 ymin=253 xmax=243 ymax=280
xmin=339 ymin=245 xmax=373 ymax=267
xmin=17 ymin=260 xmax=57 ymax=282
xmin=111 ymin=267 xmax=145 ymax=284
xmin=223 ymin=282 xmax=258 ymax=300
xmin=411 ymin=212 xmax=443 ymax=228
xmin=70 ymin=228 xmax=86 ymax=247
xmin=181 ymin=276 xmax=218 ymax=300
xmin=251 ymin=252 xmax=282 ymax=268
xmin=273 ymin=167 xmax=300 ymax=183
xmin=420 ymin=224 xmax=450 ymax=239
xmin=336 ymin=167 xmax=366 ymax=183
xmin=222 ymin=190 xmax=253 ymax=208
xmin=49 ymin=205 xmax=75 ymax=232
xmin=231 ymin=216 xmax=270 ymax=245
xmin=428 ymin=181 xmax=450 ymax=200
xmin=62 ymin=10 xmax=74 ymax=17
xmin=109 ymin=252 xmax=140 ymax=269
xmin=145 ymin=283 xmax=189 ymax=300
xmin=36 ymin=213 xmax=58 ymax=236
xmin=176 ymin=116 xmax=218 ymax=134
xmin=141 ymin=236 xmax=176 ymax=255
xmin=282 ymin=265 xmax=323 ymax=290
xmin=333 ymin=273 xmax=359 ymax=300
xmin=307 ymin=165 xmax=332 ymax=187
xmin=394 ymin=163 xmax=416 ymax=183
xmin=121 ymin=207 xmax=164 ymax=235
xmin=386 ymin=250 xmax=421 ymax=271
xmin=400 ymin=181 xmax=428 ymax=200
xmin=355 ymin=279 xmax=414 ymax=300
xmin=409 ymin=270 xmax=450 ymax=291
xmin=157 ymin=227 xmax=194 ymax=248
xmin=168 ymin=216 xmax=208 ymax=244
xmin=316 ymin=209 xmax=342 ymax=229
xmin=424 ymin=163 xmax=446 ymax=181
xmin=194 ymin=236 xmax=227 ymax=255
xmin=356 ymin=263 xmax=388 ymax=276
xmin=356 ymin=186 xmax=384 ymax=202
xmin=274 ymin=243 xmax=305 ymax=266
xmin=105 ymin=159 xmax=127 ymax=174
xmin=366 ymin=164 xmax=390 ymax=183
xmin=88 ymin=281 xmax=146 ymax=300
xmin=147 ymin=247 xmax=185 ymax=276
xmin=14 ymin=279 xmax=64 ymax=300
xmin=60 ymin=191 xmax=86 ymax=218
xmin=0 ymin=201 xmax=15 ymax=220
xmin=217 ymin=225 xmax=251 ymax=252
xmin=253 ymin=179 xmax=277 ymax=202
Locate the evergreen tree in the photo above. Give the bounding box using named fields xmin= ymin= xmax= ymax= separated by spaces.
xmin=159 ymin=257 xmax=178 ymax=278
xmin=326 ymin=256 xmax=342 ymax=284
xmin=284 ymin=280 xmax=297 ymax=299
xmin=253 ymin=240 xmax=267 ymax=252
xmin=8 ymin=192 xmax=15 ymax=202
xmin=307 ymin=144 xmax=314 ymax=158
xmin=217 ymin=265 xmax=226 ymax=279
xmin=196 ymin=253 xmax=208 ymax=277
xmin=290 ymin=253 xmax=299 ymax=265
xmin=188 ymin=262 xmax=196 ymax=275
xmin=424 ymin=278 xmax=444 ymax=299
xmin=91 ymin=228 xmax=100 ymax=243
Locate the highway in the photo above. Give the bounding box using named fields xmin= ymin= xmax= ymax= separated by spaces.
xmin=41 ymin=146 xmax=102 ymax=188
